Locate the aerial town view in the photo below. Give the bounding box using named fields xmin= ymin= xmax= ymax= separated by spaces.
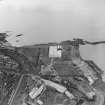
xmin=0 ymin=0 xmax=105 ymax=105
